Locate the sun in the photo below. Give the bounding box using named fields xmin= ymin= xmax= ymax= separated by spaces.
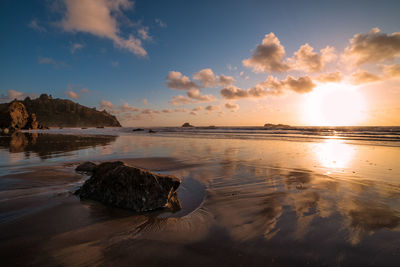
xmin=302 ymin=83 xmax=367 ymax=126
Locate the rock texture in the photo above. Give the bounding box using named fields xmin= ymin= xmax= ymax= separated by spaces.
xmin=0 ymin=101 xmax=29 ymax=130
xmin=24 ymin=113 xmax=39 ymax=130
xmin=0 ymin=94 xmax=121 ymax=130
xmin=75 ymin=161 xmax=97 ymax=173
xmin=182 ymin=122 xmax=194 ymax=127
xmin=77 ymin=161 xmax=181 ymax=212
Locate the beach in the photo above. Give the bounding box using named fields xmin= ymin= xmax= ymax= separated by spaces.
xmin=0 ymin=128 xmax=399 ymax=266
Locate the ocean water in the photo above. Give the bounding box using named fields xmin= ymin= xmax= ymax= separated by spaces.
xmin=0 ymin=127 xmax=399 ymax=265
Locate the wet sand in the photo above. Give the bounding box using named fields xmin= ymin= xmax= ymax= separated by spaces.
xmin=0 ymin=132 xmax=399 ymax=266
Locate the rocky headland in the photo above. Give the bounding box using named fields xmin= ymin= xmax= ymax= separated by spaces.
xmin=0 ymin=94 xmax=121 ymax=132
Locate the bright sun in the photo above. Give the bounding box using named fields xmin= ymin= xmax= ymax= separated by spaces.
xmin=302 ymin=83 xmax=367 ymax=126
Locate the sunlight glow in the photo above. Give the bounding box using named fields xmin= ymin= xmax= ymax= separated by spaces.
xmin=302 ymin=83 xmax=367 ymax=126
xmin=314 ymin=139 xmax=356 ymax=169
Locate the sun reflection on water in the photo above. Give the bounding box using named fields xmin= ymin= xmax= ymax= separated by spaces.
xmin=314 ymin=139 xmax=356 ymax=169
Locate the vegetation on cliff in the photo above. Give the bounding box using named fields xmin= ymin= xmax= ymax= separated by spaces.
xmin=0 ymin=94 xmax=121 ymax=129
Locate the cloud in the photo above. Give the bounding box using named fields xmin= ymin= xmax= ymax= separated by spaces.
xmin=192 ymin=68 xmax=236 ymax=88
xmin=169 ymin=95 xmax=193 ymax=106
xmin=220 ymin=85 xmax=249 ymax=99
xmin=316 ymin=72 xmax=343 ymax=83
xmin=169 ymin=89 xmax=216 ymax=106
xmin=142 ymin=98 xmax=148 ymax=105
xmin=283 ymin=75 xmax=315 ymax=93
xmin=187 ymin=89 xmax=217 ymax=102
xmin=192 ymin=106 xmax=203 ymax=112
xmin=220 ymin=75 xmax=315 ymax=99
xmin=218 ymin=75 xmax=236 ymax=86
xmin=38 ymin=56 xmax=67 ymax=69
xmin=166 ymin=71 xmax=199 ymax=90
xmin=0 ymin=90 xmax=37 ymax=103
xmin=99 ymin=100 xmax=118 ymax=114
xmin=225 ymin=103 xmax=239 ymax=112
xmin=343 ymin=27 xmax=400 ymax=66
xmin=66 ymin=90 xmax=79 ymax=99
xmin=205 ymin=105 xmax=220 ymax=111
xmin=138 ymin=27 xmax=151 ymax=41
xmin=350 ymin=70 xmax=381 ymax=85
xmin=28 ymin=19 xmax=46 ymax=32
xmin=111 ymin=61 xmax=119 ymax=67
xmin=59 ymin=0 xmax=147 ymax=57
xmin=70 ymin=43 xmax=84 ymax=53
xmin=155 ymin=18 xmax=166 ymax=28
xmin=80 ymin=88 xmax=90 ymax=94
xmin=120 ymin=102 xmax=140 ymax=112
xmin=382 ymin=64 xmax=400 ymax=78
xmin=242 ymin=32 xmax=289 ymax=73
xmin=291 ymin=44 xmax=336 ymax=72
xmin=193 ymin=68 xmax=217 ymax=87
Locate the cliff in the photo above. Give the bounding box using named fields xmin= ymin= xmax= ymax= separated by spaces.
xmin=0 ymin=94 xmax=121 ymax=129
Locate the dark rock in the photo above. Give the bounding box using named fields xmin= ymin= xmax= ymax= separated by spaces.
xmin=132 ymin=128 xmax=144 ymax=131
xmin=76 ymin=161 xmax=97 ymax=173
xmin=24 ymin=113 xmax=39 ymax=130
xmin=148 ymin=129 xmax=156 ymax=133
xmin=263 ymin=123 xmax=291 ymax=129
xmin=77 ymin=161 xmax=181 ymax=212
xmin=0 ymin=101 xmax=29 ymax=130
xmin=182 ymin=122 xmax=194 ymax=127
xmin=0 ymin=95 xmax=121 ymax=128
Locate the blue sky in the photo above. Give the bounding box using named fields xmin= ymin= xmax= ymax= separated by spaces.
xmin=1 ymin=0 xmax=399 ymax=126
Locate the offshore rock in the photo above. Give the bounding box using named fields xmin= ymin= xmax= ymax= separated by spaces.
xmin=77 ymin=161 xmax=181 ymax=212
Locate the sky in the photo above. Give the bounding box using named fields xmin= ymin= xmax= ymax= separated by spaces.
xmin=0 ymin=0 xmax=399 ymax=127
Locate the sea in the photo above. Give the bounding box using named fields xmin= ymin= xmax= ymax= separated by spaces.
xmin=0 ymin=126 xmax=399 ymax=265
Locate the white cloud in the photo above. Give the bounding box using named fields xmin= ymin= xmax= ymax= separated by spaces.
xmin=220 ymin=75 xmax=315 ymax=99
xmin=187 ymin=89 xmax=216 ymax=102
xmin=343 ymin=27 xmax=400 ymax=66
xmin=290 ymin=44 xmax=336 ymax=72
xmin=242 ymin=32 xmax=289 ymax=73
xmin=99 ymin=100 xmax=116 ymax=113
xmin=166 ymin=71 xmax=199 ymax=90
xmin=0 ymin=90 xmax=37 ymax=103
xmin=59 ymin=0 xmax=147 ymax=57
xmin=120 ymin=102 xmax=141 ymax=112
xmin=66 ymin=90 xmax=79 ymax=99
xmin=169 ymin=95 xmax=194 ymax=106
xmin=193 ymin=68 xmax=217 ymax=87
xmin=138 ymin=27 xmax=151 ymax=41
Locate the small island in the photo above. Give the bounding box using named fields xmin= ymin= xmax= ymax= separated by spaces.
xmin=263 ymin=123 xmax=291 ymax=129
xmin=182 ymin=122 xmax=194 ymax=127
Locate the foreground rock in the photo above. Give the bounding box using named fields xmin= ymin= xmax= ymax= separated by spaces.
xmin=77 ymin=161 xmax=181 ymax=212
xmin=75 ymin=161 xmax=97 ymax=173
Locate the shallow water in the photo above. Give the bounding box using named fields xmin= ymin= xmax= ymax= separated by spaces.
xmin=0 ymin=130 xmax=399 ymax=266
